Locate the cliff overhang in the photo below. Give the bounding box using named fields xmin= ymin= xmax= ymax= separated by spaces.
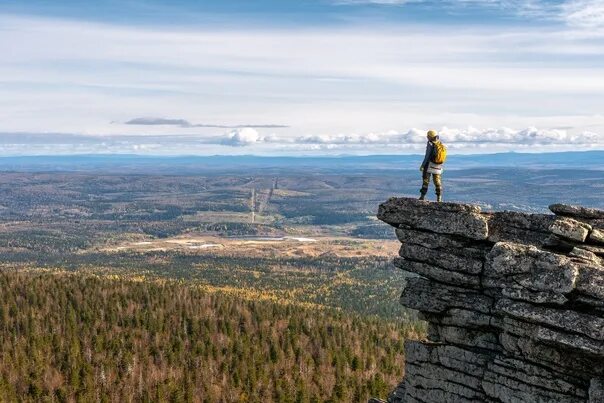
xmin=377 ymin=198 xmax=604 ymax=403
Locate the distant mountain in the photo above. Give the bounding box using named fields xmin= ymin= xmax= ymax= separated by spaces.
xmin=0 ymin=151 xmax=601 ymax=173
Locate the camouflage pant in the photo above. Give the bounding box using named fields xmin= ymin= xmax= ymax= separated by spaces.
xmin=421 ymin=171 xmax=442 ymax=196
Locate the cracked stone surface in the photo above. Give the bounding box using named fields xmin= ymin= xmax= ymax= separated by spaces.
xmin=375 ymin=197 xmax=604 ymax=403
xmin=550 ymin=217 xmax=592 ymax=242
xmin=590 ymin=229 xmax=604 ymax=245
xmin=377 ymin=197 xmax=489 ymax=240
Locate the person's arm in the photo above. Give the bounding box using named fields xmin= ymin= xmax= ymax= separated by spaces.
xmin=420 ymin=142 xmax=432 ymax=170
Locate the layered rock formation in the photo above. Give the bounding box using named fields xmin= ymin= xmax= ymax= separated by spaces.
xmin=377 ymin=198 xmax=604 ymax=403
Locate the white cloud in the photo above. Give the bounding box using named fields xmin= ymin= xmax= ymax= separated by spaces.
xmin=0 ymin=14 xmax=603 ymax=155
xmin=562 ymin=0 xmax=604 ymax=28
xmin=124 ymin=117 xmax=288 ymax=129
xmin=289 ymin=127 xmax=604 ymax=147
xmin=333 ymin=0 xmax=556 ymax=12
xmin=333 ymin=1 xmax=604 ymax=29
xmin=221 ymin=128 xmax=263 ymax=147
xmin=437 ymin=126 xmax=603 ymax=144
xmin=0 ymin=126 xmax=599 ymax=156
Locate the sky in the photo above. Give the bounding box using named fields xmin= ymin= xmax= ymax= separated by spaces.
xmin=1 ymin=0 xmax=604 ymax=156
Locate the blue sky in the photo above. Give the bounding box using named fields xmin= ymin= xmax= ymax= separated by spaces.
xmin=1 ymin=0 xmax=603 ymax=155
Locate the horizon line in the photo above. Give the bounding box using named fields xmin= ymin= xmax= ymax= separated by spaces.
xmin=0 ymin=149 xmax=602 ymax=159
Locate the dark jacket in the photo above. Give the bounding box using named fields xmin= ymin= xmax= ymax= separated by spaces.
xmin=421 ymin=141 xmax=435 ymax=170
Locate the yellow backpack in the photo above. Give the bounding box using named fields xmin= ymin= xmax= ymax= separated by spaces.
xmin=432 ymin=141 xmax=447 ymax=164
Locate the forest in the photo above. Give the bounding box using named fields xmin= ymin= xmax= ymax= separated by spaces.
xmin=0 ymin=270 xmax=425 ymax=403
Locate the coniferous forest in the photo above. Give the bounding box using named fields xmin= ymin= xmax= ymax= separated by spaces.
xmin=0 ymin=270 xmax=423 ymax=402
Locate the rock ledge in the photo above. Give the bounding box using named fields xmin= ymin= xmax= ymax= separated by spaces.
xmin=377 ymin=197 xmax=604 ymax=403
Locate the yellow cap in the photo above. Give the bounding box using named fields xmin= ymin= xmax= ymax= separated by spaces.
xmin=427 ymin=130 xmax=438 ymax=140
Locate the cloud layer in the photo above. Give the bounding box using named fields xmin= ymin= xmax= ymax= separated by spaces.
xmin=563 ymin=0 xmax=604 ymax=28
xmin=0 ymin=5 xmax=603 ymax=155
xmin=0 ymin=126 xmax=601 ymax=156
xmin=125 ymin=117 xmax=288 ymax=129
xmin=334 ymin=0 xmax=604 ymax=28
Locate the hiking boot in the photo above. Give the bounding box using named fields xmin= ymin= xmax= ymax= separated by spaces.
xmin=436 ymin=195 xmax=443 ymax=202
xmin=419 ymin=194 xmax=426 ymax=201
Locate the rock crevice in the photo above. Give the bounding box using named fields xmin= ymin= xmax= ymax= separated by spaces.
xmin=377 ymin=198 xmax=604 ymax=403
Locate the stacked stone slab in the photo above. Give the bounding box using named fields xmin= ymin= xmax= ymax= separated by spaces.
xmin=376 ymin=197 xmax=604 ymax=403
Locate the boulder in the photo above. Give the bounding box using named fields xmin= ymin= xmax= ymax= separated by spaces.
xmin=550 ymin=217 xmax=592 ymax=242
xmin=589 ymin=229 xmax=604 ymax=245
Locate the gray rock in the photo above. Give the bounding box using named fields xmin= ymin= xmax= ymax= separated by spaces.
xmin=535 ymin=326 xmax=604 ymax=356
xmin=395 ymin=227 xmax=473 ymax=250
xmin=542 ymin=234 xmax=578 ymax=254
xmin=485 ymin=242 xmax=578 ymax=296
xmin=404 ymin=382 xmax=485 ymax=403
xmin=502 ymin=315 xmax=604 ymax=357
xmin=500 ymin=329 xmax=604 ymax=378
xmin=550 ymin=217 xmax=592 ymax=242
xmin=430 ymin=324 xmax=501 ymax=350
xmin=378 ymin=197 xmax=489 ymax=240
xmin=379 ymin=198 xmax=604 ymax=403
xmin=398 ymin=243 xmax=484 ymax=274
xmin=589 ymin=378 xmax=604 ymax=403
xmin=589 ymin=228 xmax=604 ymax=245
xmin=485 ymin=357 xmax=587 ymax=398
xmin=550 ymin=204 xmax=604 ymax=220
xmin=486 ymin=211 xmax=555 ymax=247
xmin=400 ymin=277 xmax=493 ymax=314
xmin=543 ymin=236 xmax=604 ymax=258
xmin=574 ymin=295 xmax=604 ymax=310
xmin=405 ymin=362 xmax=487 ymax=400
xmin=496 ymin=299 xmax=604 ymax=341
xmin=393 ymin=258 xmax=481 ymax=288
xmin=589 ymin=219 xmax=604 ymax=231
xmin=575 ymin=262 xmax=604 ymax=300
xmin=424 ymin=308 xmax=495 ymax=328
xmin=405 ymin=341 xmax=490 ymax=379
xmin=500 ymin=287 xmax=568 ymax=305
xmin=582 ymin=244 xmax=604 ymax=257
xmin=386 ymin=382 xmax=406 ymax=403
xmin=482 ymin=373 xmax=584 ymax=403
xmin=488 ymin=211 xmax=556 ymax=233
xmin=569 ymin=247 xmax=601 ymax=263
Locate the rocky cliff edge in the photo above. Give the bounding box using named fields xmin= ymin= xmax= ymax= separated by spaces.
xmin=376 ymin=197 xmax=604 ymax=403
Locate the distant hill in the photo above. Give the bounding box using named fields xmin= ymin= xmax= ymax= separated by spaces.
xmin=0 ymin=150 xmax=601 ymax=173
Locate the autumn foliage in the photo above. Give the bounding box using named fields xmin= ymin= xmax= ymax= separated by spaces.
xmin=0 ymin=270 xmax=423 ymax=402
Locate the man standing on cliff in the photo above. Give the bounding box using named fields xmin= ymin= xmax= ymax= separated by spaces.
xmin=419 ymin=130 xmax=446 ymax=202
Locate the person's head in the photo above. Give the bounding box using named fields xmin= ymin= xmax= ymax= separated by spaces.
xmin=427 ymin=130 xmax=438 ymax=141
